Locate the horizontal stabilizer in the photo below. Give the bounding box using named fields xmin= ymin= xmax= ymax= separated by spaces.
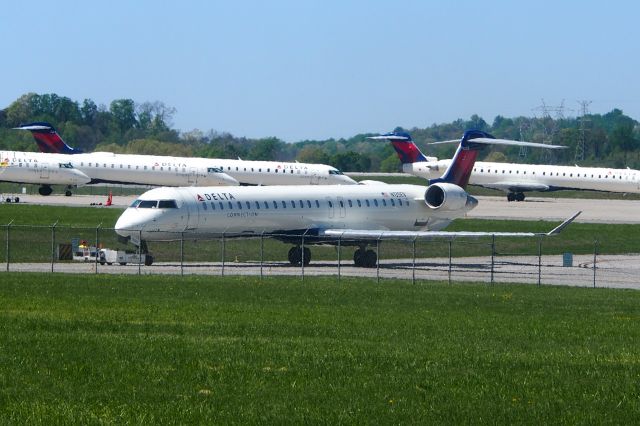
xmin=428 ymin=137 xmax=566 ymax=150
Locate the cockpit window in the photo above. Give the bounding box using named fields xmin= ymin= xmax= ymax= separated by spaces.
xmin=138 ymin=200 xmax=158 ymax=208
xmin=58 ymin=162 xmax=74 ymax=169
xmin=329 ymin=169 xmax=344 ymax=175
xmin=130 ymin=199 xmax=142 ymax=208
xmin=158 ymin=200 xmax=178 ymax=209
xmin=208 ymin=167 xmax=223 ymax=173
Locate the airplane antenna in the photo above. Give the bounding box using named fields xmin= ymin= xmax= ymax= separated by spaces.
xmin=574 ymin=100 xmax=592 ymax=162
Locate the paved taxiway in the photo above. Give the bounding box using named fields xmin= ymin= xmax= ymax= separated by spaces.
xmin=5 ymin=193 xmax=640 ymax=223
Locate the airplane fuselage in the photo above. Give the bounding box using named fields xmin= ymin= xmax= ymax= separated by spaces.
xmin=404 ymin=160 xmax=640 ymax=194
xmin=115 ymin=183 xmax=476 ymax=242
xmin=0 ymin=151 xmax=91 ymax=186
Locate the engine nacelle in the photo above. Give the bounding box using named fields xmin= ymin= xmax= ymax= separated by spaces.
xmin=424 ymin=182 xmax=470 ymax=211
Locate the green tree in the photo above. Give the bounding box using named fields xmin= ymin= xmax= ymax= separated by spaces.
xmin=110 ymin=99 xmax=137 ymax=133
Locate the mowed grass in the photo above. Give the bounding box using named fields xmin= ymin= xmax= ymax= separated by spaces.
xmin=0 ymin=273 xmax=639 ymax=424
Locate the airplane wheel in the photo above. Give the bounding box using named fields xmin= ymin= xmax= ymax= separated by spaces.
xmin=39 ymin=185 xmax=53 ymax=196
xmin=353 ymin=248 xmax=365 ymax=266
xmin=144 ymin=255 xmax=154 ymax=266
xmin=507 ymin=193 xmax=515 ymax=202
xmin=516 ymin=192 xmax=525 ymax=202
xmin=65 ymin=190 xmax=72 ymax=197
xmin=288 ymin=246 xmax=302 ymax=266
xmin=303 ymin=247 xmax=311 ymax=266
xmin=364 ymin=250 xmax=377 ymax=268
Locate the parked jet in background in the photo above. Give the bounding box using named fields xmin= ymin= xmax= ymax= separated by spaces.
xmin=16 ymin=123 xmax=357 ymax=186
xmin=115 ymin=130 xmax=575 ymax=267
xmin=0 ymin=151 xmax=91 ymax=194
xmin=372 ymin=132 xmax=640 ymax=201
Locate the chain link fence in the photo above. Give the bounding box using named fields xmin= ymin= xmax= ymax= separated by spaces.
xmin=2 ymin=224 xmax=636 ymax=288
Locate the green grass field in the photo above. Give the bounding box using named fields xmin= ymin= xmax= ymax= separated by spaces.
xmin=0 ymin=273 xmax=639 ymax=423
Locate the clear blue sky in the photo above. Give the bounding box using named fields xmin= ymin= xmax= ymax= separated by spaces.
xmin=1 ymin=0 xmax=638 ymax=141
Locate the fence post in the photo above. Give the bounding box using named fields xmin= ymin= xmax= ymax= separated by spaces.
xmin=260 ymin=232 xmax=264 ymax=281
xmin=137 ymin=230 xmax=142 ymax=276
xmin=180 ymin=232 xmax=184 ymax=277
xmin=537 ymin=236 xmax=542 ymax=286
xmin=593 ymin=239 xmax=598 ymax=288
xmin=221 ymin=233 xmax=226 ymax=276
xmin=448 ymin=239 xmax=452 ymax=285
xmin=412 ymin=236 xmax=417 ymax=285
xmin=337 ymin=233 xmax=343 ymax=285
xmin=5 ymin=220 xmax=13 ymax=272
xmin=51 ymin=220 xmax=58 ymax=273
xmin=96 ymin=224 xmax=101 ymax=275
xmin=490 ymin=234 xmax=495 ymax=285
xmin=376 ymin=235 xmax=382 ymax=284
xmin=301 ymin=229 xmax=309 ymax=283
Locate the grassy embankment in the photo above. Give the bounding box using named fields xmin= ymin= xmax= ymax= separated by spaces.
xmin=0 ymin=273 xmax=639 ymax=423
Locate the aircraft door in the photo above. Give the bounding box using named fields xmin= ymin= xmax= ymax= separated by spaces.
xmin=311 ymin=173 xmax=320 ymax=185
xmin=182 ymin=194 xmax=199 ymax=230
xmin=325 ymin=197 xmax=335 ymax=218
xmin=39 ymin=164 xmax=50 ymax=180
xmin=188 ymin=167 xmax=198 ymax=185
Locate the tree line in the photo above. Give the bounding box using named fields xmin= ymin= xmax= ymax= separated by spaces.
xmin=1 ymin=92 xmax=639 ymax=171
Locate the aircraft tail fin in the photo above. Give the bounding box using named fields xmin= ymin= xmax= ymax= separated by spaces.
xmin=13 ymin=122 xmax=83 ymax=154
xmin=367 ymin=132 xmax=432 ymax=164
xmin=429 ymin=130 xmax=566 ymax=189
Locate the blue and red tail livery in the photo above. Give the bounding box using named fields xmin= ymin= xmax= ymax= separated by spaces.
xmin=14 ymin=122 xmax=82 ymax=154
xmin=369 ymin=132 xmax=428 ymax=164
xmin=429 ymin=130 xmax=494 ymax=189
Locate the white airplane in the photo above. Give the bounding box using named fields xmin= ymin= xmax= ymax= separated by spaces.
xmin=371 ymin=132 xmax=640 ymax=201
xmin=0 ymin=151 xmax=91 ymax=193
xmin=115 ymin=130 xmax=578 ymax=267
xmin=16 ymin=123 xmax=357 ymax=190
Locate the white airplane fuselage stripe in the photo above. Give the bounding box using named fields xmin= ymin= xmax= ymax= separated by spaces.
xmin=404 ymin=160 xmax=640 ymax=193
xmin=114 ymin=184 xmax=469 ymax=241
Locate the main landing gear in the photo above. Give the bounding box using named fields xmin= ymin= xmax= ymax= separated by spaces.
xmin=353 ymin=247 xmax=377 ymax=268
xmin=286 ymin=245 xmax=378 ymax=268
xmin=288 ymin=246 xmax=311 ymax=266
xmin=38 ymin=185 xmax=53 ymax=196
xmin=507 ymin=192 xmax=525 ymax=202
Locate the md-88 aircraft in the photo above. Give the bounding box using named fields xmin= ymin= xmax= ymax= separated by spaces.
xmin=371 ymin=132 xmax=640 ymax=201
xmin=115 ymin=131 xmax=578 ymax=267
xmin=16 ymin=123 xmax=356 ymax=190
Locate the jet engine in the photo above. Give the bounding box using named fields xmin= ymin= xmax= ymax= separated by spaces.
xmin=424 ymin=182 xmax=471 ymax=211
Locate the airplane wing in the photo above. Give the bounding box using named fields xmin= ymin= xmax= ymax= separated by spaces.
xmin=475 ymin=182 xmax=551 ymax=193
xmin=320 ymin=211 xmax=581 ymax=240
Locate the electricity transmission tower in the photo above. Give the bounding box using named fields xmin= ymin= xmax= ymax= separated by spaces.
xmin=575 ymin=100 xmax=592 ymax=162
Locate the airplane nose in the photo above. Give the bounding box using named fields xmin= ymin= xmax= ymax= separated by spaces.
xmin=73 ymin=169 xmax=91 ymax=184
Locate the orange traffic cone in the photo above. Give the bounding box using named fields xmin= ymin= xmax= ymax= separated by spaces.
xmin=106 ymin=191 xmax=113 ymax=206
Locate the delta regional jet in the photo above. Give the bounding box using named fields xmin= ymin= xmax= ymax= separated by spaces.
xmin=115 ymin=130 xmax=579 ymax=267
xmin=14 ymin=123 xmax=356 ymax=195
xmin=0 ymin=152 xmax=91 ymax=191
xmin=372 ymin=132 xmax=640 ymax=201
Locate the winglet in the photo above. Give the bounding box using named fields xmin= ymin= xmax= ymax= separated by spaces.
xmin=545 ymin=211 xmax=581 ymax=236
xmin=367 ymin=132 xmax=429 ymax=164
xmin=13 ymin=122 xmax=82 ymax=154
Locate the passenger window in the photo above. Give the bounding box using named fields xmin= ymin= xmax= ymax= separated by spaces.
xmin=339 ymin=200 xmax=344 ymax=208
xmin=398 ymin=199 xmax=403 ymax=206
xmin=348 ymin=200 xmax=353 ymax=207
xmin=264 ymin=201 xmax=269 ymax=209
xmin=366 ymin=200 xmax=370 ymax=207
xmin=315 ymin=200 xmax=320 ymax=208
xmin=228 ymin=201 xmax=233 ymax=209
xmin=246 ymin=201 xmax=251 ymax=209
xmin=328 ymin=200 xmax=333 ymax=208
xmin=237 ymin=201 xmax=242 ymax=209
xmin=374 ymin=200 xmax=378 ymax=207
xmin=357 ymin=200 xmax=362 ymax=207
xmin=306 ymin=200 xmax=311 ymax=208
xmin=219 ymin=202 xmax=224 ymax=210
xmin=299 ymin=200 xmax=304 ymax=208
xmin=291 ymin=200 xmax=296 ymax=208
xmin=390 ymin=199 xmax=395 ymax=207
xmin=255 ymin=201 xmax=260 ymax=209
xmin=273 ymin=201 xmax=278 ymax=209
xmin=282 ymin=201 xmax=286 ymax=208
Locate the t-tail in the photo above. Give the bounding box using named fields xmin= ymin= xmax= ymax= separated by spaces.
xmin=367 ymin=132 xmax=436 ymax=164
xmin=13 ymin=122 xmax=82 ymax=154
xmin=428 ymin=130 xmax=566 ymax=189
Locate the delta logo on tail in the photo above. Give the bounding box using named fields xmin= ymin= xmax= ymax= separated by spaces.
xmin=14 ymin=122 xmax=83 ymax=154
